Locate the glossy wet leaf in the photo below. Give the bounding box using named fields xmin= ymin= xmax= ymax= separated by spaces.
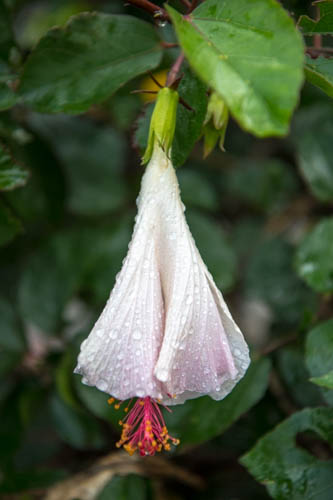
xmin=171 ymin=67 xmax=208 ymax=166
xmin=299 ymin=2 xmax=333 ymax=34
xmin=305 ymin=56 xmax=333 ymax=99
xmin=295 ymin=111 xmax=333 ymax=202
xmin=19 ymin=13 xmax=163 ymax=113
xmin=311 ymin=371 xmax=333 ymax=390
xmin=166 ymin=358 xmax=271 ymax=445
xmin=168 ymin=0 xmax=304 ymax=137
xmin=296 ymin=218 xmax=333 ymax=293
xmin=241 ymin=407 xmax=333 ymax=500
xmin=306 ymin=319 xmax=333 ymax=405
xmin=0 ymin=144 xmax=29 ymax=191
xmin=97 ymin=475 xmax=149 ymax=500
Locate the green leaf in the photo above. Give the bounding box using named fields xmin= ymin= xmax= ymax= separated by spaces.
xmin=299 ymin=1 xmax=333 ymax=35
xmin=311 ymin=370 xmax=333 ymax=389
xmin=225 ymin=159 xmax=299 ymax=213
xmin=296 ymin=218 xmax=333 ymax=293
xmin=19 ymin=13 xmax=163 ymax=113
xmin=178 ymin=168 xmax=219 ymax=211
xmin=277 ymin=347 xmax=323 ymax=408
xmin=187 ymin=209 xmax=236 ymax=291
xmin=134 ymin=68 xmax=207 ymax=166
xmin=306 ymin=319 xmax=333 ymax=405
xmin=166 ymin=358 xmax=271 ymax=445
xmin=241 ymin=407 xmax=333 ymax=500
xmin=171 ymin=67 xmax=208 ymax=166
xmin=0 ymin=144 xmax=29 ymax=191
xmin=305 ymin=56 xmax=333 ymax=98
xmin=245 ymin=237 xmax=315 ymax=325
xmin=28 ymin=114 xmax=128 ymax=216
xmin=97 ymin=475 xmax=149 ymax=500
xmin=50 ymin=393 xmax=105 ymax=450
xmin=167 ymin=0 xmax=304 ymax=137
xmin=0 ymin=298 xmax=25 ymax=376
xmin=74 ymin=375 xmax=120 ymax=428
xmin=0 ymin=81 xmax=17 ymax=111
xmin=0 ymin=1 xmax=15 ymax=59
xmin=295 ymin=110 xmax=333 ymax=202
xmin=18 ymin=232 xmax=82 ymax=333
xmin=0 ymin=199 xmax=22 ymax=246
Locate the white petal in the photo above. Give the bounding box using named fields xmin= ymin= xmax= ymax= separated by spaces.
xmin=152 ymin=148 xmax=250 ymax=404
xmin=75 ymin=160 xmax=166 ymax=400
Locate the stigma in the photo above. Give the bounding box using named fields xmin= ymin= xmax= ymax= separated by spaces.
xmin=110 ymin=396 xmax=180 ymax=456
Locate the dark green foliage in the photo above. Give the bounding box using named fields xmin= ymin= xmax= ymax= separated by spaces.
xmin=1 ymin=1 xmax=333 ymax=499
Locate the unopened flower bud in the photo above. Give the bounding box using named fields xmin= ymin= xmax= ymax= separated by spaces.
xmin=203 ymin=92 xmax=229 ymax=158
xmin=142 ymin=87 xmax=179 ymax=164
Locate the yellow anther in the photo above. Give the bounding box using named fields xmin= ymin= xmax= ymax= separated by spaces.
xmin=164 ymin=444 xmax=171 ymax=451
xmin=139 ymin=401 xmax=144 ymax=406
xmin=124 ymin=407 xmax=129 ymax=413
xmin=114 ymin=404 xmax=120 ymax=410
xmin=118 ymin=420 xmax=123 ymax=426
xmin=108 ymin=397 xmax=115 ymax=405
xmin=152 ymin=440 xmax=157 ymax=447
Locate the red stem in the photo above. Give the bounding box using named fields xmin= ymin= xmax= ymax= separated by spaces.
xmin=166 ymin=53 xmax=185 ymax=87
xmin=125 ymin=0 xmax=169 ymax=21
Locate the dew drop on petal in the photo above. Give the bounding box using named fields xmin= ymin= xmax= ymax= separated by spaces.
xmin=96 ymin=328 xmax=104 ymax=337
xmin=109 ymin=329 xmax=118 ymax=340
xmin=186 ymin=295 xmax=193 ymax=305
xmin=132 ymin=329 xmax=142 ymax=340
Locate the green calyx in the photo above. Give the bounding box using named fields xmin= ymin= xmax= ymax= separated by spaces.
xmin=203 ymin=92 xmax=229 ymax=158
xmin=142 ymin=87 xmax=179 ymax=164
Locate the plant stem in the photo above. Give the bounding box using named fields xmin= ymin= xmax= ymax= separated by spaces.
xmin=125 ymin=0 xmax=169 ymax=21
xmin=166 ymin=53 xmax=185 ymax=87
xmin=306 ymin=46 xmax=333 ymax=58
xmin=314 ymin=5 xmax=322 ymax=50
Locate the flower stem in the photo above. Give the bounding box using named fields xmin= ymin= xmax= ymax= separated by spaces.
xmin=166 ymin=53 xmax=185 ymax=87
xmin=125 ymin=0 xmax=169 ymax=21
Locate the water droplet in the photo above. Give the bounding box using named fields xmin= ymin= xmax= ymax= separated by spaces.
xmin=186 ymin=295 xmax=193 ymax=305
xmin=96 ymin=328 xmax=104 ymax=338
xmin=189 ymin=327 xmax=194 ymax=335
xmin=117 ymin=353 xmax=124 ymax=360
xmin=143 ymin=259 xmax=149 ymax=269
xmin=181 ymin=315 xmax=187 ymax=325
xmin=137 ymin=389 xmax=145 ymax=397
xmin=194 ymin=286 xmax=200 ymax=293
xmin=133 ymin=329 xmax=142 ymax=340
xmin=169 ymin=232 xmax=177 ymax=240
xmin=109 ymin=329 xmax=118 ymax=340
xmin=123 ymin=379 xmax=130 ymax=386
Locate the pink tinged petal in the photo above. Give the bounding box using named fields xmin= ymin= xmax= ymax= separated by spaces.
xmin=75 ymin=165 xmax=166 ymax=401
xmin=152 ymin=149 xmax=250 ymax=404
